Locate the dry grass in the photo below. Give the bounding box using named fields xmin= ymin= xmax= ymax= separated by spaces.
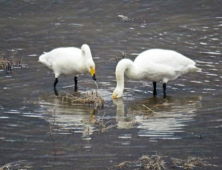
xmin=111 ymin=155 xmax=210 ymax=170
xmin=58 ymin=91 xmax=104 ymax=108
xmin=0 ymin=57 xmax=9 ymax=69
xmin=113 ymin=155 xmax=166 ymax=170
xmin=172 ymin=157 xmax=206 ymax=169
xmin=0 ymin=51 xmax=27 ymax=73
xmin=139 ymin=155 xmax=166 ymax=170
xmin=0 ymin=160 xmax=32 ymax=170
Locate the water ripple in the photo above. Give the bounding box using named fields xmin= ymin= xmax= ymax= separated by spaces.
xmin=113 ymin=96 xmax=202 ymax=140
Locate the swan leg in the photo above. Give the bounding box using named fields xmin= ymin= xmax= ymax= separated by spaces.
xmin=54 ymin=78 xmax=59 ymax=96
xmin=5 ymin=65 xmax=8 ymax=74
xmin=9 ymin=65 xmax=12 ymax=74
xmin=163 ymin=83 xmax=167 ymax=97
xmin=5 ymin=63 xmax=12 ymax=74
xmin=74 ymin=77 xmax=78 ymax=92
xmin=153 ymin=82 xmax=157 ymax=96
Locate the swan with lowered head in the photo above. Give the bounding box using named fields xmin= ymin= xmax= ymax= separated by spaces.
xmin=39 ymin=44 xmax=96 ymax=96
xmin=112 ymin=49 xmax=201 ymax=99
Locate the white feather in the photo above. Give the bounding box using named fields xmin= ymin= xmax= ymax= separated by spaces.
xmin=38 ymin=44 xmax=95 ymax=78
xmin=113 ymin=49 xmax=201 ymax=98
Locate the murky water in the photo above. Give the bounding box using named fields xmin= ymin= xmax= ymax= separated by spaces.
xmin=0 ymin=0 xmax=222 ymax=169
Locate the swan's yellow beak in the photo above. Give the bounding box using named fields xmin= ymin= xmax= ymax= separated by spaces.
xmin=90 ymin=67 xmax=95 ymax=76
xmin=90 ymin=68 xmax=96 ymax=81
xmin=112 ymin=94 xmax=118 ymax=99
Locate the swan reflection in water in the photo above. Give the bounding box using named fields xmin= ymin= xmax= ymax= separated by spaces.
xmin=38 ymin=95 xmax=96 ymax=139
xmin=113 ymin=95 xmax=202 ymax=140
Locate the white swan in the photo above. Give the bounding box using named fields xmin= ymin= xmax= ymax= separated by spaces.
xmin=112 ymin=49 xmax=201 ymax=99
xmin=39 ymin=44 xmax=96 ymax=95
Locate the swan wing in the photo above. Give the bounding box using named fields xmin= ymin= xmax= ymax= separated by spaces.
xmin=39 ymin=52 xmax=53 ymax=69
xmin=135 ymin=49 xmax=196 ymax=72
xmin=39 ymin=47 xmax=82 ymax=71
xmin=133 ymin=49 xmax=198 ymax=82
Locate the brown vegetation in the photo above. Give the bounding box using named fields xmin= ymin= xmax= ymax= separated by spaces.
xmin=0 ymin=51 xmax=27 ymax=73
xmin=111 ymin=155 xmax=210 ymax=170
xmin=58 ymin=91 xmax=104 ymax=108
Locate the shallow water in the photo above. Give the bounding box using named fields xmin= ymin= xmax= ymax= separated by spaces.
xmin=0 ymin=0 xmax=222 ymax=169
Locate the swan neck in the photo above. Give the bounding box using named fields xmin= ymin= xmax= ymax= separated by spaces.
xmin=116 ymin=59 xmax=134 ymax=89
xmin=81 ymin=48 xmax=93 ymax=72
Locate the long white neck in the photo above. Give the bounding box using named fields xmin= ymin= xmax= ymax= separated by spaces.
xmin=81 ymin=45 xmax=94 ymax=72
xmin=115 ymin=59 xmax=135 ymax=90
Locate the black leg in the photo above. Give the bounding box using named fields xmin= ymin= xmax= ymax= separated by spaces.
xmin=5 ymin=66 xmax=8 ymax=74
xmin=74 ymin=77 xmax=78 ymax=92
xmin=9 ymin=65 xmax=12 ymax=74
xmin=54 ymin=78 xmax=59 ymax=96
xmin=163 ymin=83 xmax=166 ymax=98
xmin=153 ymin=82 xmax=157 ymax=96
xmin=5 ymin=62 xmax=12 ymax=74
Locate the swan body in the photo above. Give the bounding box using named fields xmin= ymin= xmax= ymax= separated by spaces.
xmin=113 ymin=49 xmax=201 ymax=98
xmin=39 ymin=44 xmax=96 ymax=95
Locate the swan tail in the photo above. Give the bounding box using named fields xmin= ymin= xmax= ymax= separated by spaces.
xmin=189 ymin=65 xmax=201 ymax=73
xmin=195 ymin=67 xmax=201 ymax=72
xmin=181 ymin=65 xmax=201 ymax=75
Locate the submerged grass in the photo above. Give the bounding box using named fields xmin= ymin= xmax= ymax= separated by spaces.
xmin=127 ymin=104 xmax=157 ymax=118
xmin=94 ymin=112 xmax=117 ymax=133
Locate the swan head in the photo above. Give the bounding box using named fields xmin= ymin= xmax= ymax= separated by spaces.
xmin=112 ymin=87 xmax=123 ymax=99
xmin=81 ymin=44 xmax=97 ymax=81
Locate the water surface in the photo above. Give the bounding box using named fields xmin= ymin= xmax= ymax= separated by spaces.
xmin=0 ymin=0 xmax=222 ymax=169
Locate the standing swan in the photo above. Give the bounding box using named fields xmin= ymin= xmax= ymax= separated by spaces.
xmin=39 ymin=44 xmax=96 ymax=96
xmin=112 ymin=49 xmax=201 ymax=99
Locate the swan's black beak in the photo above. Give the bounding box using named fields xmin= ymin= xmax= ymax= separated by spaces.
xmin=92 ymin=74 xmax=97 ymax=81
